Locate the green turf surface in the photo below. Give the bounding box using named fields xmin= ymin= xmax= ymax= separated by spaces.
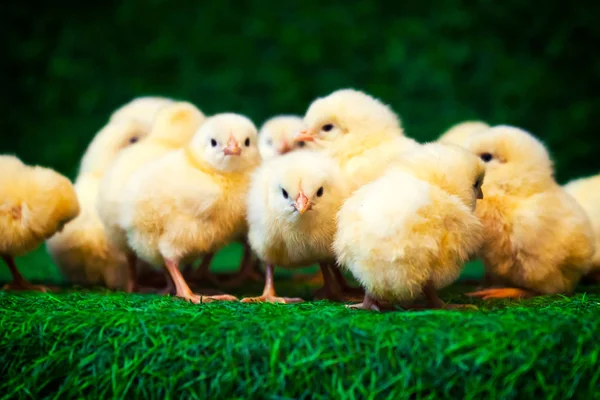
xmin=2 ymin=246 xmax=599 ymax=398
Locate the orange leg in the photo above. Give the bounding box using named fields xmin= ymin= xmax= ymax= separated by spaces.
xmin=241 ymin=263 xmax=304 ymax=304
xmin=163 ymin=258 xmax=237 ymax=303
xmin=2 ymin=255 xmax=51 ymax=292
xmin=465 ymin=287 xmax=535 ymax=300
xmin=346 ymin=292 xmax=381 ymax=311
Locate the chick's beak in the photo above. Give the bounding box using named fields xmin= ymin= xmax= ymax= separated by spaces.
xmin=294 ymin=191 xmax=311 ymax=214
xmin=223 ymin=136 xmax=242 ymax=156
xmin=277 ymin=140 xmax=292 ymax=155
xmin=476 ymin=187 xmax=484 ymax=200
xmin=293 ymin=129 xmax=314 ymax=143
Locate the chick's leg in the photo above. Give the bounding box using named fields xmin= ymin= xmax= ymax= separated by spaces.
xmin=1 ymin=255 xmax=50 ymax=292
xmin=313 ymin=263 xmax=342 ymax=301
xmin=164 ymin=259 xmax=237 ymax=303
xmin=422 ymin=280 xmax=477 ymax=310
xmin=330 ymin=265 xmax=365 ymax=296
xmin=241 ymin=263 xmax=304 ymax=304
xmin=464 ymin=287 xmax=535 ymax=300
xmin=125 ymin=253 xmax=139 ymax=293
xmin=346 ymin=292 xmax=381 ymax=311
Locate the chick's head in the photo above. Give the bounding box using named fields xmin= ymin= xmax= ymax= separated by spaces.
xmin=190 ymin=113 xmax=260 ymax=173
xmin=79 ymin=120 xmax=148 ymax=177
xmin=31 ymin=167 xmax=81 ymax=237
xmin=295 ymin=89 xmax=403 ymax=153
xmin=465 ymin=125 xmax=554 ymax=193
xmin=399 ymin=143 xmax=486 ymax=211
xmin=148 ymin=101 xmax=205 ymax=147
xmin=109 ymin=96 xmax=175 ymax=131
xmin=438 ymin=120 xmax=490 ymax=146
xmin=258 ymin=115 xmax=306 ymax=160
xmin=264 ymin=151 xmax=348 ymax=223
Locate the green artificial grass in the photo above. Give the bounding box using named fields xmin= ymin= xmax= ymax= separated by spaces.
xmin=1 ymin=246 xmax=599 ymax=398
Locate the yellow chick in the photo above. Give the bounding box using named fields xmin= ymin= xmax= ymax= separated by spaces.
xmin=292 ymin=88 xmax=420 ymax=288
xmin=109 ymin=96 xmax=174 ymax=131
xmin=437 ymin=120 xmax=490 ymax=146
xmin=214 ymin=115 xmax=307 ymax=288
xmin=294 ymin=88 xmax=420 ymax=193
xmin=334 ymin=143 xmax=485 ymax=311
xmin=1 ymin=155 xmax=80 ymax=292
xmin=464 ymin=125 xmax=595 ymax=300
xmin=97 ymin=102 xmax=205 ymax=292
xmin=46 ymin=120 xmax=152 ymax=290
xmin=258 ymin=115 xmax=306 ymax=160
xmin=120 ymin=113 xmax=261 ymax=303
xmin=243 ymin=150 xmax=351 ymax=303
xmin=563 ymin=174 xmax=600 ymax=282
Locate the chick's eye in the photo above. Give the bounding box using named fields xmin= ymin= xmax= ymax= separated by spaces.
xmin=322 ymin=124 xmax=334 ymax=132
xmin=211 ymin=139 xmax=217 ymax=147
xmin=480 ymin=153 xmax=493 ymax=162
xmin=281 ymin=188 xmax=288 ymax=199
xmin=129 ymin=136 xmax=139 ymax=144
xmin=297 ymin=141 xmax=306 ymax=148
xmin=316 ymin=187 xmax=324 ymax=197
xmin=244 ymin=138 xmax=250 ymax=147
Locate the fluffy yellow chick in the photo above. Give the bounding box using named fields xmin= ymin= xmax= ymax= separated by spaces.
xmin=464 ymin=126 xmax=595 ymax=300
xmin=295 ymin=89 xmax=420 ymax=193
xmin=121 ymin=113 xmax=261 ymax=303
xmin=97 ymin=102 xmax=205 ymax=292
xmin=292 ymin=88 xmax=420 ymax=288
xmin=335 ymin=143 xmax=485 ymax=311
xmin=1 ymin=155 xmax=80 ymax=292
xmin=109 ymin=96 xmax=174 ymax=131
xmin=563 ymin=174 xmax=600 ymax=282
xmin=243 ymin=150 xmax=351 ymax=303
xmin=258 ymin=115 xmax=306 ymax=160
xmin=46 ymin=120 xmax=152 ymax=290
xmin=437 ymin=120 xmax=490 ymax=146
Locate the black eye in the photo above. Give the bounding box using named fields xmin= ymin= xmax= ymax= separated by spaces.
xmin=129 ymin=136 xmax=139 ymax=144
xmin=316 ymin=187 xmax=323 ymax=197
xmin=211 ymin=139 xmax=217 ymax=147
xmin=297 ymin=141 xmax=306 ymax=148
xmin=322 ymin=124 xmax=334 ymax=132
xmin=244 ymin=138 xmax=250 ymax=147
xmin=480 ymin=153 xmax=493 ymax=162
xmin=281 ymin=188 xmax=288 ymax=199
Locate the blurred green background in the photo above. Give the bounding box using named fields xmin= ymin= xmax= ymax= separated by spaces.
xmin=1 ymin=0 xmax=599 ymax=281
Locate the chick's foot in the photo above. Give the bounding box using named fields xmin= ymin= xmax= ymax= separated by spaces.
xmin=2 ymin=282 xmax=52 ymax=292
xmin=242 ymin=262 xmax=303 ymax=304
xmin=465 ymin=287 xmax=534 ymax=300
xmin=346 ymin=293 xmax=381 ymax=311
xmin=241 ymin=295 xmax=303 ymax=304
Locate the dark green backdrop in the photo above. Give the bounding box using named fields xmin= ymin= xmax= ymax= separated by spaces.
xmin=2 ymin=0 xmax=599 ymax=182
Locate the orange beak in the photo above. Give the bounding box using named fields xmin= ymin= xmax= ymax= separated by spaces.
xmin=294 ymin=191 xmax=311 ymax=214
xmin=293 ymin=129 xmax=314 ymax=143
xmin=223 ymin=136 xmax=241 ymax=156
xmin=277 ymin=140 xmax=292 ymax=155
